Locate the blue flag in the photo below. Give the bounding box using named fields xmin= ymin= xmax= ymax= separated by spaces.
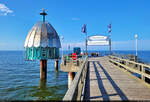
xmin=81 ymin=24 xmax=87 ymax=33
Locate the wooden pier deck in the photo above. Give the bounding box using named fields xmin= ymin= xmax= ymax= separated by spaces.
xmin=84 ymin=56 xmax=150 ymax=100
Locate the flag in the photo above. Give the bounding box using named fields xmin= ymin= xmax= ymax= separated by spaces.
xmin=108 ymin=23 xmax=111 ymax=33
xmin=82 ymin=24 xmax=87 ymax=33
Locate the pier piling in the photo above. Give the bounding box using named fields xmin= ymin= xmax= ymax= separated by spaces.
xmin=68 ymin=72 xmax=75 ymax=88
xmin=55 ymin=59 xmax=59 ymax=71
xmin=40 ymin=60 xmax=47 ymax=80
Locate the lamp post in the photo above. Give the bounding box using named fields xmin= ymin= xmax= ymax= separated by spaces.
xmin=109 ymin=38 xmax=111 ymax=56
xmin=61 ymin=36 xmax=64 ymax=60
xmin=68 ymin=44 xmax=70 ymax=53
xmin=86 ymin=32 xmax=88 ymax=55
xmin=135 ymin=34 xmax=138 ymax=57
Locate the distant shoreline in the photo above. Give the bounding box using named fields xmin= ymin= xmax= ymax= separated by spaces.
xmin=0 ymin=50 xmax=150 ymax=51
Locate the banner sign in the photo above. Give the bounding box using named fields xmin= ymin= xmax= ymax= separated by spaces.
xmin=88 ymin=35 xmax=108 ymax=41
xmin=87 ymin=40 xmax=109 ymax=46
xmin=87 ymin=35 xmax=109 ymax=46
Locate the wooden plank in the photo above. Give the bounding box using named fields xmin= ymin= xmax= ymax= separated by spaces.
xmin=84 ymin=56 xmax=150 ymax=101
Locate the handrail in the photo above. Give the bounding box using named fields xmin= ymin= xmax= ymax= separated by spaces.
xmin=63 ymin=55 xmax=85 ymax=61
xmin=63 ymin=56 xmax=88 ymax=100
xmin=62 ymin=55 xmax=85 ymax=66
xmin=109 ymin=55 xmax=150 ymax=82
xmin=112 ymin=54 xmax=137 ymax=61
xmin=110 ymin=55 xmax=150 ymax=68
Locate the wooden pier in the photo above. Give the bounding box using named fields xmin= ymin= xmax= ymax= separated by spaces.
xmin=62 ymin=56 xmax=150 ymax=101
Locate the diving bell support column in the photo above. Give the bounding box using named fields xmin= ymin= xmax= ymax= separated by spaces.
xmin=55 ymin=59 xmax=59 ymax=71
xmin=68 ymin=72 xmax=75 ymax=88
xmin=40 ymin=60 xmax=47 ymax=80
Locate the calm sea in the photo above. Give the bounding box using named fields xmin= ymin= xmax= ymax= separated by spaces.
xmin=0 ymin=50 xmax=150 ymax=100
xmin=0 ymin=51 xmax=68 ymax=100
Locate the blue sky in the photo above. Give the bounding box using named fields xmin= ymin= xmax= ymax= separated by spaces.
xmin=0 ymin=0 xmax=150 ymax=51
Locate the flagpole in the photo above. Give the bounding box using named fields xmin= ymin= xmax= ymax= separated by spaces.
xmin=135 ymin=34 xmax=138 ymax=56
xmin=86 ymin=32 xmax=87 ymax=55
xmin=108 ymin=23 xmax=111 ymax=56
xmin=82 ymin=24 xmax=87 ymax=55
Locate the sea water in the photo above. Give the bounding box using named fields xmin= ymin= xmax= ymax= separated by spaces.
xmin=0 ymin=50 xmax=150 ymax=100
xmin=0 ymin=51 xmax=68 ymax=100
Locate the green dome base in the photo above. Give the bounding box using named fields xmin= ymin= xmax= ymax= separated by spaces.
xmin=25 ymin=47 xmax=59 ymax=60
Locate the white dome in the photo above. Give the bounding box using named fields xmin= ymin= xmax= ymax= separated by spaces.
xmin=24 ymin=21 xmax=61 ymax=48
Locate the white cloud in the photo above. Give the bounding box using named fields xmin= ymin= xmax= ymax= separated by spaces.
xmin=72 ymin=17 xmax=80 ymax=21
xmin=0 ymin=3 xmax=13 ymax=16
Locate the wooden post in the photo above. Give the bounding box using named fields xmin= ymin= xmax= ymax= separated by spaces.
xmin=141 ymin=66 xmax=145 ymax=81
xmin=137 ymin=64 xmax=140 ymax=71
xmin=68 ymin=72 xmax=75 ymax=88
xmin=77 ymin=59 xmax=79 ymax=66
xmin=40 ymin=60 xmax=47 ymax=80
xmin=55 ymin=59 xmax=59 ymax=71
xmin=134 ymin=55 xmax=137 ymax=62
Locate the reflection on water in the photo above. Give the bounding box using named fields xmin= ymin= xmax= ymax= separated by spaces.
xmin=33 ymin=81 xmax=64 ymax=100
xmin=29 ymin=78 xmax=68 ymax=100
xmin=39 ymin=79 xmax=47 ymax=89
xmin=55 ymin=70 xmax=59 ymax=78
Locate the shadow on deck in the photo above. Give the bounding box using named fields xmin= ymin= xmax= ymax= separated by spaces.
xmin=84 ymin=61 xmax=128 ymax=101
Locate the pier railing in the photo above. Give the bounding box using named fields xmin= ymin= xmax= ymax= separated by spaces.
xmin=109 ymin=55 xmax=150 ymax=82
xmin=62 ymin=55 xmax=85 ymax=66
xmin=112 ymin=54 xmax=137 ymax=61
xmin=63 ymin=56 xmax=88 ymax=100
